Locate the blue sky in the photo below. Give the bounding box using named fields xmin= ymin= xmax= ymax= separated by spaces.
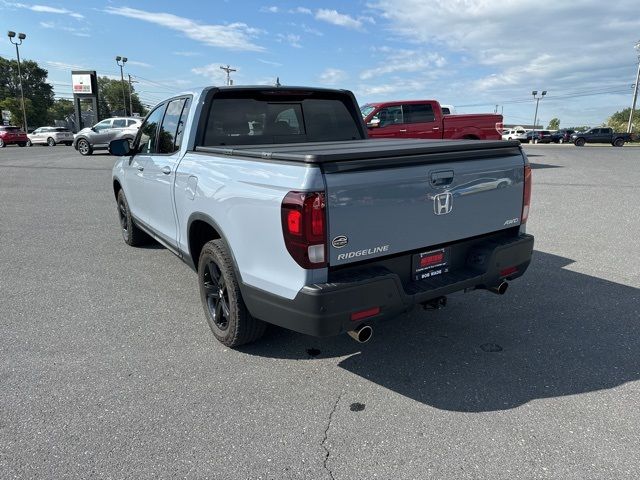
xmin=1 ymin=0 xmax=639 ymax=127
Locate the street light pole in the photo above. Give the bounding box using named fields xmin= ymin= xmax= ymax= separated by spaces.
xmin=627 ymin=41 xmax=640 ymax=134
xmin=115 ymin=56 xmax=128 ymax=116
xmin=531 ymin=90 xmax=547 ymax=140
xmin=7 ymin=31 xmax=28 ymax=132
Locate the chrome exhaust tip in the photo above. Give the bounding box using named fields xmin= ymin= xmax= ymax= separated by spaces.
xmin=347 ymin=324 xmax=373 ymax=343
xmin=488 ymin=281 xmax=509 ymax=295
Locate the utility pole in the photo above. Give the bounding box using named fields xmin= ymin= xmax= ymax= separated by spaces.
xmin=531 ymin=90 xmax=547 ymax=138
xmin=115 ymin=56 xmax=128 ymax=116
xmin=128 ymin=74 xmax=138 ymax=115
xmin=7 ymin=31 xmax=28 ymax=132
xmin=627 ymin=41 xmax=640 ymax=134
xmin=219 ymin=65 xmax=236 ymax=86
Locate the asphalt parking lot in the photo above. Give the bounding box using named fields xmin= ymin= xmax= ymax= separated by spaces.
xmin=1 ymin=143 xmax=639 ymax=479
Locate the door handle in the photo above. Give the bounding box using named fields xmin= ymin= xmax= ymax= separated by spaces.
xmin=161 ymin=166 xmax=172 ymax=175
xmin=136 ymin=165 xmax=144 ymax=171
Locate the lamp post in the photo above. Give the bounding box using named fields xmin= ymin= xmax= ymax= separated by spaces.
xmin=627 ymin=41 xmax=640 ymax=134
xmin=7 ymin=31 xmax=28 ymax=132
xmin=115 ymin=56 xmax=128 ymax=116
xmin=531 ymin=90 xmax=547 ymax=141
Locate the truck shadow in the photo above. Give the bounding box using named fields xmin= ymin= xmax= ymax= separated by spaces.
xmin=244 ymin=251 xmax=640 ymax=412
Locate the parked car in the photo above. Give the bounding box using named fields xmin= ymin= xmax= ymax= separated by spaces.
xmin=27 ymin=126 xmax=74 ymax=146
xmin=502 ymin=128 xmax=528 ymax=142
xmin=361 ymin=100 xmax=503 ymax=140
xmin=110 ymin=86 xmax=533 ymax=347
xmin=524 ymin=130 xmax=552 ymax=143
xmin=0 ymin=125 xmax=28 ymax=147
xmin=550 ymin=129 xmax=575 ymax=144
xmin=570 ymin=127 xmax=631 ymax=147
xmin=73 ymin=117 xmax=142 ymax=156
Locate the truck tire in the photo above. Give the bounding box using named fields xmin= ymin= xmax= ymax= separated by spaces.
xmin=0 ymin=139 xmax=4 ymax=148
xmin=575 ymin=138 xmax=586 ymax=147
xmin=613 ymin=138 xmax=624 ymax=147
xmin=116 ymin=189 xmax=148 ymax=246
xmin=198 ymin=239 xmax=266 ymax=347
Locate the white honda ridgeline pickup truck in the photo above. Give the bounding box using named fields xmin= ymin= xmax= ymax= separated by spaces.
xmin=110 ymin=86 xmax=534 ymax=347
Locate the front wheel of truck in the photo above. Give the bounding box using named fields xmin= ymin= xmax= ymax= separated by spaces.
xmin=198 ymin=239 xmax=266 ymax=347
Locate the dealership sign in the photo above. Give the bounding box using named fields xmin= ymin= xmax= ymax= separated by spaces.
xmin=72 ymin=74 xmax=92 ymax=94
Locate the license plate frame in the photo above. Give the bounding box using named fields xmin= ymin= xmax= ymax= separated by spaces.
xmin=412 ymin=247 xmax=450 ymax=281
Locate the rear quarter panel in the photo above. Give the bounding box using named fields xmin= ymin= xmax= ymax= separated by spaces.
xmin=174 ymin=154 xmax=327 ymax=300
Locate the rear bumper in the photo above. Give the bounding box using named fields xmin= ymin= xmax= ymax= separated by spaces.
xmin=242 ymin=233 xmax=534 ymax=337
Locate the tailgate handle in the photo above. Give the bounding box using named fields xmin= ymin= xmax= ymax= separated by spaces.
xmin=430 ymin=170 xmax=454 ymax=186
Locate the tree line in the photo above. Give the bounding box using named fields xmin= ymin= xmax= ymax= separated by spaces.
xmin=0 ymin=56 xmax=148 ymax=130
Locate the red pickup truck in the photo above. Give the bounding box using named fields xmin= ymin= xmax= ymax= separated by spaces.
xmin=360 ymin=100 xmax=503 ymax=140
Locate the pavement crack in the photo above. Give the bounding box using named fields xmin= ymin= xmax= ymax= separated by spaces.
xmin=321 ymin=391 xmax=343 ymax=480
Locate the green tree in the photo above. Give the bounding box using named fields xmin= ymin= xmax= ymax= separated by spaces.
xmin=606 ymin=108 xmax=640 ymax=133
xmin=0 ymin=96 xmax=33 ymax=127
xmin=547 ymin=117 xmax=560 ymax=130
xmin=0 ymin=57 xmax=54 ymax=128
xmin=47 ymin=98 xmax=74 ymax=124
xmin=97 ymin=76 xmax=147 ymax=118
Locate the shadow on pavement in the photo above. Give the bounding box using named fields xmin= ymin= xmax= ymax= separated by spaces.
xmin=243 ymin=251 xmax=640 ymax=412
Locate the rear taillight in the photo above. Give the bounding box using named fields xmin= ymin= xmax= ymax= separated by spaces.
xmin=495 ymin=122 xmax=504 ymax=135
xmin=281 ymin=191 xmax=327 ymax=268
xmin=521 ymin=164 xmax=532 ymax=223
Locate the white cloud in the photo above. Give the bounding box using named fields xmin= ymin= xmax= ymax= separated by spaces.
xmin=260 ymin=6 xmax=279 ymax=13
xmin=319 ymin=68 xmax=348 ymax=85
xmin=127 ymin=60 xmax=152 ymax=68
xmin=315 ymin=9 xmax=362 ymax=30
xmin=360 ymin=49 xmax=447 ymax=80
xmin=191 ymin=63 xmax=237 ymax=84
xmin=104 ymin=6 xmax=264 ymax=51
xmin=38 ymin=20 xmax=90 ymax=37
xmin=369 ymin=0 xmax=640 ymax=96
xmin=172 ymin=51 xmax=201 ymax=57
xmin=258 ymin=59 xmax=284 ymax=67
xmin=7 ymin=2 xmax=84 ymax=19
xmin=292 ymin=7 xmax=312 ymax=14
xmin=46 ymin=60 xmax=86 ymax=71
xmin=277 ymin=33 xmax=302 ymax=48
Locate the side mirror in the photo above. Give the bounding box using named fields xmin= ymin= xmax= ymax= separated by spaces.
xmin=109 ymin=138 xmax=131 ymax=156
xmin=367 ymin=118 xmax=381 ymax=128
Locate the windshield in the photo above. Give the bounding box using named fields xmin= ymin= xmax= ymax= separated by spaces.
xmin=360 ymin=105 xmax=376 ymax=118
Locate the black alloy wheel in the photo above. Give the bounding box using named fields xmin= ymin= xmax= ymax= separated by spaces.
xmin=203 ymin=260 xmax=232 ymax=331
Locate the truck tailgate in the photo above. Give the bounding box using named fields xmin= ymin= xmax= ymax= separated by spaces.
xmin=323 ymin=144 xmax=525 ymax=266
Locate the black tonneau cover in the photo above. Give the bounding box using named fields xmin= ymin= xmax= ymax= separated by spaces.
xmin=194 ymin=139 xmax=522 ymax=172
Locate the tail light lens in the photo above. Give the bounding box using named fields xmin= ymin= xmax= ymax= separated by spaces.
xmin=281 ymin=191 xmax=327 ymax=268
xmin=495 ymin=122 xmax=504 ymax=135
xmin=521 ymin=164 xmax=532 ymax=223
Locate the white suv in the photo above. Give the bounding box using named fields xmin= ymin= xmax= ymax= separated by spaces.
xmin=502 ymin=128 xmax=527 ymax=141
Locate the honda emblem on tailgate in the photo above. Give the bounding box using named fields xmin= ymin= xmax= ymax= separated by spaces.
xmin=433 ymin=192 xmax=453 ymax=215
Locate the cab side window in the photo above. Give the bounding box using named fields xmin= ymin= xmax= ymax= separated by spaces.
xmin=113 ymin=119 xmax=127 ymax=128
xmin=375 ymin=105 xmax=403 ymax=127
xmin=94 ymin=119 xmax=111 ymax=131
xmin=138 ymin=105 xmax=166 ymax=154
xmin=158 ymin=98 xmax=187 ymax=154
